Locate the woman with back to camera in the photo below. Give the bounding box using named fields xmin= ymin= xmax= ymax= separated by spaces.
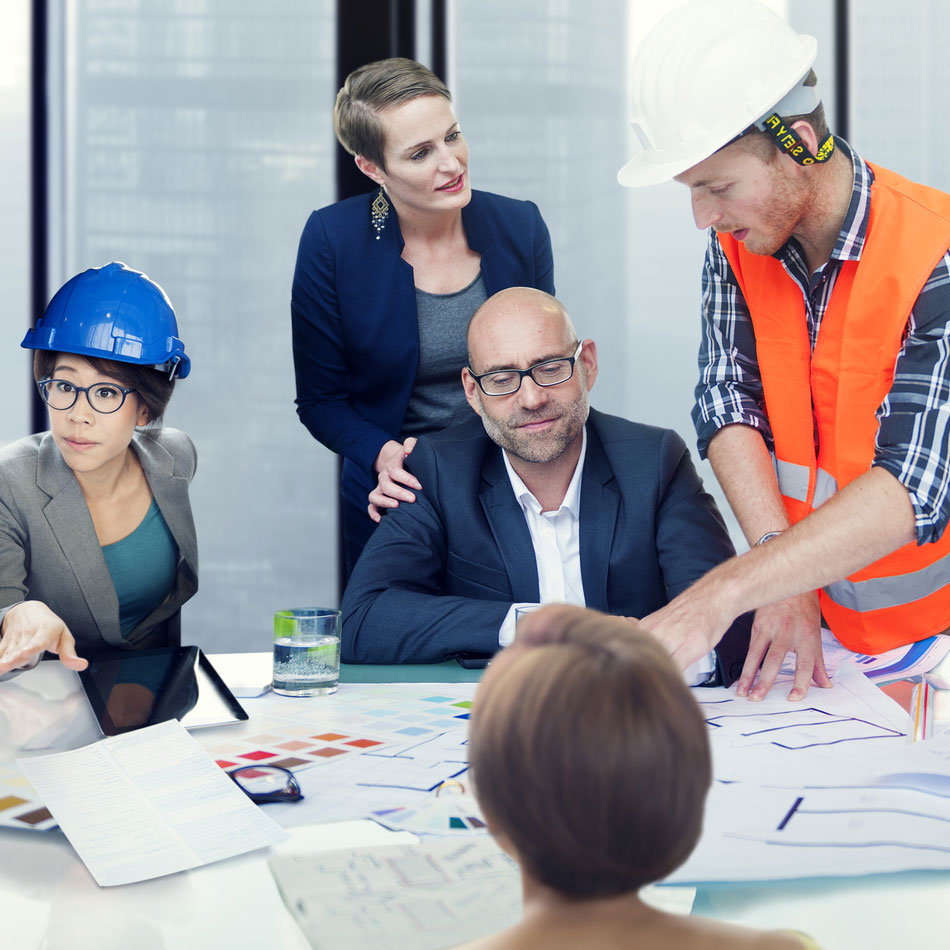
xmin=0 ymin=262 xmax=197 ymax=679
xmin=291 ymin=57 xmax=555 ymax=577
xmin=457 ymin=605 xmax=819 ymax=950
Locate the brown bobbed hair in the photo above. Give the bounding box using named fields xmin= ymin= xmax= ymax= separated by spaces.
xmin=33 ymin=350 xmax=176 ymax=430
xmin=333 ymin=57 xmax=451 ymax=171
xmin=469 ymin=609 xmax=712 ymax=898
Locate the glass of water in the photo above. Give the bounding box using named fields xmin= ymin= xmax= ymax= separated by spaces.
xmin=272 ymin=608 xmax=341 ymax=697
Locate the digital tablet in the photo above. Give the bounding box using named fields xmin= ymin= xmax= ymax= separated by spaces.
xmin=78 ymin=646 xmax=248 ymax=737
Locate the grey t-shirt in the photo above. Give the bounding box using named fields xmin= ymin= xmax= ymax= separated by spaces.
xmin=401 ymin=272 xmax=488 ymax=438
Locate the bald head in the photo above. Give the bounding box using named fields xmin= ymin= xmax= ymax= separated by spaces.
xmin=466 ymin=288 xmax=578 ymax=370
xmin=461 ymin=288 xmax=598 ymax=472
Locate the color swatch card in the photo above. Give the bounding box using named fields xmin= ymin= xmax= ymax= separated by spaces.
xmin=191 ymin=684 xmax=478 ymax=830
xmin=315 ymin=686 xmax=474 ymax=738
xmin=201 ymin=726 xmax=393 ymax=773
xmin=0 ymin=762 xmax=55 ymax=831
xmin=194 ymin=685 xmax=475 ymax=774
xmin=371 ymin=792 xmax=487 ymax=836
xmin=234 ymin=683 xmax=475 ymax=740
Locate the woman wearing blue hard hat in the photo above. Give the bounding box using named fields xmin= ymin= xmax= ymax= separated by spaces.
xmin=0 ymin=262 xmax=197 ymax=678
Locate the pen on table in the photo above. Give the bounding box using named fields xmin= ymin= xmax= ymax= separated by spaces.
xmin=910 ymin=679 xmax=934 ymax=742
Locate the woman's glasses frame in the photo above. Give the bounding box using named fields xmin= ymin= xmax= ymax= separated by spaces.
xmin=36 ymin=377 xmax=138 ymax=414
xmin=228 ymin=765 xmax=303 ymax=804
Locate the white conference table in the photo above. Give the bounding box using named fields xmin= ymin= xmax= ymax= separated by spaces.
xmin=1 ymin=657 xmax=947 ymax=950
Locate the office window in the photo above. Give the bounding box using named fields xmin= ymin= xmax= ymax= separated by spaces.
xmin=455 ymin=0 xmax=727 ymax=533
xmin=454 ymin=0 xmax=632 ymax=418
xmin=54 ymin=0 xmax=339 ymax=651
xmin=455 ymin=0 xmax=836 ymax=549
xmin=850 ymin=0 xmax=950 ymax=190
xmin=0 ymin=4 xmax=30 ymax=445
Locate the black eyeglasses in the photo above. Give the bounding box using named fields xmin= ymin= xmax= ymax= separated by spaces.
xmin=467 ymin=342 xmax=583 ymax=396
xmin=228 ymin=765 xmax=303 ymax=804
xmin=37 ymin=378 xmax=138 ymax=414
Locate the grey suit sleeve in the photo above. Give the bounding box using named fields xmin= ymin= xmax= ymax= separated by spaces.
xmin=341 ymin=439 xmax=510 ymax=664
xmin=0 ymin=468 xmax=29 ymax=620
xmin=0 ymin=470 xmax=35 ymax=680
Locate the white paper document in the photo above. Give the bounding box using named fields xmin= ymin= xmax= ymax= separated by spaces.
xmin=870 ymin=731 xmax=950 ymax=795
xmin=185 ymin=677 xmax=941 ymax=887
xmin=691 ymin=662 xmax=911 ymax=785
xmin=16 ymin=718 xmax=287 ymax=886
xmin=270 ymin=837 xmax=519 ymax=950
xmin=673 ymin=781 xmax=950 ymax=883
xmin=269 ymin=836 xmax=695 ymax=950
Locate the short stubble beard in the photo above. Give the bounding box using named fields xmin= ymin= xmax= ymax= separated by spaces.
xmin=478 ymin=394 xmax=589 ymax=465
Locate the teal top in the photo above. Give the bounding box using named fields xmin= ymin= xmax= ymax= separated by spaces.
xmin=101 ymin=499 xmax=178 ymax=638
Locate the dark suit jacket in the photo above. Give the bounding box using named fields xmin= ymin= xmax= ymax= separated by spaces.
xmin=290 ymin=188 xmax=555 ymax=508
xmin=342 ymin=410 xmax=750 ymax=684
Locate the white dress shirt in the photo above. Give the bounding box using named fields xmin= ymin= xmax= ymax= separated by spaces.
xmin=497 ymin=428 xmax=716 ymax=686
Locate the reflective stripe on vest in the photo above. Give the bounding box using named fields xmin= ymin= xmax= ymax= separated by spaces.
xmin=774 ymin=457 xmax=809 ymax=502
xmin=718 ymin=162 xmax=950 ymax=653
xmin=774 ymin=458 xmax=838 ymax=508
xmin=813 ymin=468 xmax=837 ymax=509
xmin=825 ymin=551 xmax=950 ymax=612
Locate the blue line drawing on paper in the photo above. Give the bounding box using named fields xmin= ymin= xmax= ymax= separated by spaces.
xmin=699 ymin=704 xmax=905 ymax=750
xmin=745 ymin=786 xmax=950 ymax=853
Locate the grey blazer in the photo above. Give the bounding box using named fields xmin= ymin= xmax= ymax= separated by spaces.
xmin=0 ymin=428 xmax=198 ymax=658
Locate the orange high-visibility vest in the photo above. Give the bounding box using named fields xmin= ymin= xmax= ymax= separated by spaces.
xmin=718 ymin=163 xmax=950 ymax=653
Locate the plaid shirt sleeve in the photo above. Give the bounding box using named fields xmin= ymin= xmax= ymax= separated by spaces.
xmin=691 ymin=229 xmax=773 ymax=459
xmin=872 ymin=252 xmax=950 ymax=544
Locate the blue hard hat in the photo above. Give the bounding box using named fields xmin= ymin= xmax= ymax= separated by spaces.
xmin=21 ymin=262 xmax=191 ymax=379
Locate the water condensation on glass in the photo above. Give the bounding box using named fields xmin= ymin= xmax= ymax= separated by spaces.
xmin=273 ymin=639 xmax=339 ymax=682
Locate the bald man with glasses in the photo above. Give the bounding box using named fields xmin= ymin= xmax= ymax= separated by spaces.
xmin=341 ymin=288 xmax=751 ymax=680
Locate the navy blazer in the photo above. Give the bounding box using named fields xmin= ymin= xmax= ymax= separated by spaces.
xmin=341 ymin=409 xmax=751 ymax=685
xmin=291 ymin=188 xmax=555 ymax=507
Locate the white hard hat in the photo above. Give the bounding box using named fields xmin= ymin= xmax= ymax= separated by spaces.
xmin=618 ymin=0 xmax=818 ymax=188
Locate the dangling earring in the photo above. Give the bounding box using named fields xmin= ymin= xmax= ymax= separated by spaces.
xmin=371 ymin=186 xmax=390 ymax=240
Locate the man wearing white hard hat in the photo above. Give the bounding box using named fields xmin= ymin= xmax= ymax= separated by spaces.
xmin=620 ymin=0 xmax=950 ymax=701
